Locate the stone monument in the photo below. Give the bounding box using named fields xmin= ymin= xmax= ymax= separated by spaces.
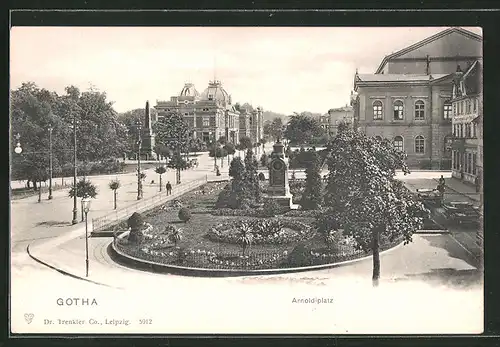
xmin=141 ymin=101 xmax=156 ymax=160
xmin=266 ymin=139 xmax=298 ymax=209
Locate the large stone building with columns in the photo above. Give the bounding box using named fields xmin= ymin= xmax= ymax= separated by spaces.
xmin=351 ymin=27 xmax=482 ymax=169
xmin=154 ymin=80 xmax=263 ymax=146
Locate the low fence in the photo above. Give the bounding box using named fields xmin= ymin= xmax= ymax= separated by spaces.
xmin=92 ymin=176 xmax=208 ymax=232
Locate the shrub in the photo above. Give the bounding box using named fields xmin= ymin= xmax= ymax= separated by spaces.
xmin=178 ymin=207 xmax=192 ymax=223
xmin=127 ymin=212 xmax=144 ymax=230
xmin=258 ymin=172 xmax=266 ymax=181
xmin=263 ymin=199 xmax=283 ymax=217
xmin=286 ymin=243 xmax=311 ymax=267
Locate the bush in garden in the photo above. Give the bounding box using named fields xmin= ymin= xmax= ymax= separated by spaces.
xmin=286 ymin=243 xmax=311 ymax=267
xmin=263 ymin=198 xmax=283 ymax=217
xmin=127 ymin=212 xmax=145 ymax=244
xmin=300 ymin=152 xmax=323 ymax=210
xmin=178 ymin=207 xmax=192 ymax=223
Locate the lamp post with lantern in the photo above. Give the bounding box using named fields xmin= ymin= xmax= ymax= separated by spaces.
xmin=82 ymin=197 xmax=91 ymax=277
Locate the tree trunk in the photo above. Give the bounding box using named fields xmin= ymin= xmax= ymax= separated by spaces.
xmin=81 ymin=199 xmax=84 ymax=222
xmin=38 ymin=182 xmax=41 ymax=202
xmin=159 ymin=174 xmax=163 ymax=192
xmin=113 ymin=190 xmax=117 ymax=210
xmin=372 ymin=227 xmax=381 ymax=287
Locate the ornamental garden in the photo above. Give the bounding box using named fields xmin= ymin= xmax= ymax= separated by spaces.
xmin=111 ymin=135 xmax=415 ymax=273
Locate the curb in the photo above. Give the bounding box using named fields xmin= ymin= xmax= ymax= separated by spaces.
xmin=26 ymin=244 xmax=116 ymax=288
xmin=109 ymin=232 xmax=406 ymax=277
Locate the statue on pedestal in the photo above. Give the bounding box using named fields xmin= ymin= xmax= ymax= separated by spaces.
xmin=266 ymin=139 xmax=297 ymax=209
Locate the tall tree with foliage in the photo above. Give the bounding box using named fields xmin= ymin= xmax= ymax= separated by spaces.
xmin=300 ymin=151 xmax=323 ymax=210
xmin=224 ymin=142 xmax=236 ymax=165
xmin=285 ymin=113 xmax=325 ymax=145
xmin=317 ymin=122 xmax=427 ymax=287
xmin=239 ymin=136 xmax=253 ymax=152
xmin=153 ymin=113 xmax=191 ymax=183
xmin=244 ymin=148 xmax=261 ymax=203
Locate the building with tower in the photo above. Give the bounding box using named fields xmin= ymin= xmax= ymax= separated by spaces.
xmin=154 ymin=80 xmax=264 ymax=147
xmin=350 ymin=27 xmax=482 ymax=169
xmin=155 ymin=80 xmax=241 ymax=145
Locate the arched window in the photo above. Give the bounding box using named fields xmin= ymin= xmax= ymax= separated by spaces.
xmin=393 ymin=136 xmax=404 ymax=152
xmin=415 ymin=135 xmax=425 ymax=153
xmin=414 ymin=100 xmax=425 ymax=120
xmin=372 ymin=100 xmax=383 ymax=120
xmin=393 ymin=100 xmax=404 ymax=120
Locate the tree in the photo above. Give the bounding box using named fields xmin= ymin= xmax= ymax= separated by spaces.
xmin=153 ymin=112 xmax=191 ymax=184
xmin=217 ymin=137 xmax=227 ymax=168
xmin=265 ymin=117 xmax=284 ymax=142
xmin=300 ymin=151 xmax=323 ymax=210
xmin=285 ymin=113 xmax=325 ymax=145
xmin=117 ymin=107 xmax=158 ymax=156
xmin=154 ymin=166 xmax=167 ymax=192
xmin=317 ymin=126 xmax=427 ymax=287
xmin=68 ymin=178 xmax=98 ymax=222
xmin=239 ymin=136 xmax=253 ymax=152
xmin=244 ymin=149 xmax=261 ymax=203
xmin=108 ymin=179 xmax=121 ymax=210
xmin=224 ymin=142 xmax=236 ymax=166
xmin=260 ymin=153 xmax=269 ymax=167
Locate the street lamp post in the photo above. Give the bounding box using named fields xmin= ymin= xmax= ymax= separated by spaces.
xmin=48 ymin=125 xmax=53 ymax=200
xmin=136 ymin=120 xmax=143 ymax=200
xmin=72 ymin=112 xmax=78 ymax=225
xmin=82 ymin=197 xmax=91 ymax=277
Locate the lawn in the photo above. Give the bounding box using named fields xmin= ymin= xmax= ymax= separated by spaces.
xmin=113 ymin=181 xmax=401 ymax=270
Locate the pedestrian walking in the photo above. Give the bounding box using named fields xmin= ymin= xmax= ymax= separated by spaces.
xmin=438 ymin=175 xmax=445 ymax=187
xmin=166 ymin=181 xmax=172 ymax=195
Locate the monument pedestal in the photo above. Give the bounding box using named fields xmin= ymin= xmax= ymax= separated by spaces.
xmin=265 ymin=140 xmax=299 ymax=210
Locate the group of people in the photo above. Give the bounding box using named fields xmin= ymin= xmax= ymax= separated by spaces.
xmin=436 ymin=175 xmax=446 ymax=196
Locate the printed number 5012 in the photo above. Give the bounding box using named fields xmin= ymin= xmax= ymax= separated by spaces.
xmin=139 ymin=319 xmax=152 ymax=325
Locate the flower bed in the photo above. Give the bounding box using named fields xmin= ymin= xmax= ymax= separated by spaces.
xmin=206 ymin=219 xmax=314 ymax=245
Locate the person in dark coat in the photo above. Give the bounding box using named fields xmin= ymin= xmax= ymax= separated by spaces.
xmin=166 ymin=181 xmax=172 ymax=195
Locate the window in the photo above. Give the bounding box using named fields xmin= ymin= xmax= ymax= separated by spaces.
xmin=373 ymin=100 xmax=383 ymax=120
xmin=414 ymin=100 xmax=425 ymax=120
xmin=393 ymin=136 xmax=404 ymax=152
xmin=202 ymin=108 xmax=209 ymax=112
xmin=415 ymin=135 xmax=425 ymax=153
xmin=453 ymin=103 xmax=457 ymax=116
xmin=393 ymin=100 xmax=404 ymax=120
xmin=184 ymin=112 xmax=188 ymax=116
xmin=461 ymin=101 xmax=465 ymax=114
xmin=473 ymin=153 xmax=477 ymax=175
xmin=208 ymin=94 xmax=214 ymax=100
xmin=444 ymin=135 xmax=452 ymax=152
xmin=472 ymin=123 xmax=476 ymax=138
xmin=444 ymin=103 xmax=452 ymax=120
xmin=473 ymin=99 xmax=477 ymax=113
xmin=467 ymin=100 xmax=471 ymax=114
xmin=202 ymin=118 xmax=210 ymax=127
xmin=459 ymin=124 xmax=463 ymax=138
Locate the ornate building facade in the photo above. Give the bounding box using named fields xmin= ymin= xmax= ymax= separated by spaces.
xmin=320 ymin=105 xmax=354 ymax=138
xmin=154 ymin=80 xmax=264 ymax=146
xmin=450 ymin=60 xmax=482 ymax=185
xmin=154 ymin=80 xmax=240 ymax=144
xmin=351 ymin=27 xmax=482 ymax=169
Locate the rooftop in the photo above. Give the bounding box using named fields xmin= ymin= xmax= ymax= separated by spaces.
xmin=357 ymin=74 xmax=449 ymax=82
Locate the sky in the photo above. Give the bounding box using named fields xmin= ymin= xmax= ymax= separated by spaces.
xmin=10 ymin=26 xmax=481 ymax=115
